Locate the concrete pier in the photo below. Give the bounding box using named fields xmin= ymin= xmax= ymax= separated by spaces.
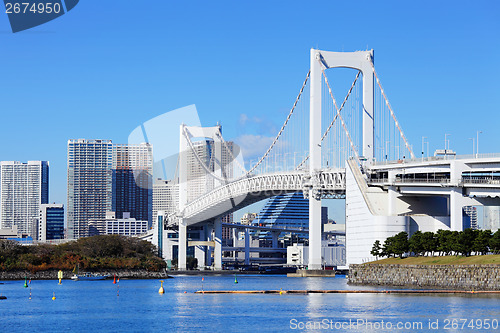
xmin=287 ymin=269 xmax=336 ymax=277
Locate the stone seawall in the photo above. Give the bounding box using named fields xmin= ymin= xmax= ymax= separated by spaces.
xmin=348 ymin=264 xmax=500 ymax=291
xmin=0 ymin=269 xmax=171 ymax=280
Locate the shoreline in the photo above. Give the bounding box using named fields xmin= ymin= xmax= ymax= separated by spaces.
xmin=0 ymin=268 xmax=279 ymax=280
xmin=348 ymin=263 xmax=500 ymax=291
xmin=0 ymin=269 xmax=172 ymax=280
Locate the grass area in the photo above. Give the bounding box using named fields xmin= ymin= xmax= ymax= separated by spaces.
xmin=366 ymin=254 xmax=500 ymax=265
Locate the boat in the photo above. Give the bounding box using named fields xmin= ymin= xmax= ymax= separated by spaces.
xmin=71 ymin=272 xmax=109 ymax=281
xmin=71 ymin=264 xmax=108 ymax=280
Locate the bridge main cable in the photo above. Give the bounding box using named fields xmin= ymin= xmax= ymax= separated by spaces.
xmin=246 ymin=70 xmax=311 ymax=174
xmin=296 ymin=67 xmax=362 ymax=170
xmin=370 ymin=60 xmax=415 ymax=159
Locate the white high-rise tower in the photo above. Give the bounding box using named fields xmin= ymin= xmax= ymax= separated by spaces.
xmin=0 ymin=161 xmax=49 ymax=237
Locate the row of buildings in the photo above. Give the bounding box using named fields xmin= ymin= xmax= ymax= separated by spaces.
xmin=0 ymin=140 xmax=154 ymax=242
xmin=0 ymin=136 xmax=236 ymax=243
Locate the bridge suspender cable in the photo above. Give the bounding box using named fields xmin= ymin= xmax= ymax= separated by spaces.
xmin=296 ymin=67 xmax=362 ymax=170
xmin=183 ymin=67 xmax=310 ymax=183
xmin=247 ymin=70 xmax=311 ymax=174
xmin=320 ymin=71 xmax=360 ymax=143
xmin=370 ymin=61 xmax=415 ymax=159
xmin=320 ymin=68 xmax=362 ymax=165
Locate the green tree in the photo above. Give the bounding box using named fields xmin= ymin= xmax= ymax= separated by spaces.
xmin=436 ymin=229 xmax=453 ymax=255
xmin=392 ymin=232 xmax=409 ymax=259
xmin=382 ymin=236 xmax=396 ymax=258
xmin=472 ymin=230 xmax=491 ymax=255
xmin=370 ymin=240 xmax=382 ymax=259
xmin=187 ymin=256 xmax=198 ymax=270
xmin=490 ymin=230 xmax=500 ymax=254
xmin=455 ymin=229 xmax=476 ymax=256
xmin=409 ymin=231 xmax=424 ymax=256
xmin=421 ymin=232 xmax=438 ymax=256
xmin=449 ymin=231 xmax=461 ymax=255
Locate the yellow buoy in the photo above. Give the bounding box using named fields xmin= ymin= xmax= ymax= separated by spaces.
xmin=52 ymin=292 xmax=56 ymax=300
xmin=158 ymin=280 xmax=165 ymax=294
xmin=58 ymin=270 xmax=63 ymax=285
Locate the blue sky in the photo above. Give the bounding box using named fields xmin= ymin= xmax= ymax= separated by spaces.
xmin=0 ymin=1 xmax=499 ymax=223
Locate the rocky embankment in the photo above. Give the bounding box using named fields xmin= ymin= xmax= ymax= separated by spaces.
xmin=348 ymin=264 xmax=500 ymax=291
xmin=0 ymin=269 xmax=171 ymax=280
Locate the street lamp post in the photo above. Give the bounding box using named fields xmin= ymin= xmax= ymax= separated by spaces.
xmin=444 ymin=134 xmax=450 ymax=157
xmin=476 ymin=131 xmax=482 ymax=158
xmin=422 ymin=136 xmax=427 ymax=162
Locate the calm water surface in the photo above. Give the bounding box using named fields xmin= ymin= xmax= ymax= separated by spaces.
xmin=1 ymin=275 xmax=498 ymax=332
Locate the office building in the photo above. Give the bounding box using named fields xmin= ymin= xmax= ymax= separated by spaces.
xmin=67 ymin=139 xmax=113 ymax=239
xmin=106 ymin=212 xmax=148 ymax=236
xmin=241 ymin=212 xmax=257 ymax=225
xmin=112 ymin=143 xmax=153 ymax=226
xmin=0 ymin=161 xmax=49 ymax=237
xmin=186 ymin=139 xmax=234 ymax=202
xmin=185 ymin=138 xmax=234 ymax=238
xmin=152 ymin=179 xmax=178 ymax=223
xmin=39 ymin=204 xmax=64 ymax=241
xmin=253 ymin=192 xmax=328 ymax=245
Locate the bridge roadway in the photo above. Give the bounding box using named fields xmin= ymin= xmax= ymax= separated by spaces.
xmin=180 ymin=169 xmax=346 ymax=225
xmin=175 ymin=154 xmax=500 ymax=228
xmin=368 ymin=154 xmax=500 ymax=197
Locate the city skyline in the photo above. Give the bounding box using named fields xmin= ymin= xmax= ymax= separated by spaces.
xmin=0 ymin=1 xmax=499 ymax=226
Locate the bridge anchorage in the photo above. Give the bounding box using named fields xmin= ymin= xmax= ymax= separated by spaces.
xmin=151 ymin=49 xmax=500 ymax=270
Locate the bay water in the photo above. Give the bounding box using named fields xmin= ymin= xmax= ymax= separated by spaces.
xmin=1 ymin=275 xmax=499 ymax=332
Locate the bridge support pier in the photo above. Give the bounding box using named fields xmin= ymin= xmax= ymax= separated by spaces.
xmin=271 ymin=231 xmax=279 ymax=249
xmin=179 ymin=219 xmax=187 ymax=270
xmin=308 ymin=49 xmax=323 ymax=270
xmin=214 ymin=217 xmax=223 ymax=270
xmin=244 ymin=228 xmax=250 ymax=266
xmin=206 ymin=225 xmax=213 ymax=267
xmin=309 ymin=195 xmax=323 ymax=270
xmin=450 ymin=187 xmax=463 ymax=231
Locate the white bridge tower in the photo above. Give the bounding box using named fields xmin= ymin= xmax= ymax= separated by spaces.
xmin=308 ymin=49 xmax=374 ymax=269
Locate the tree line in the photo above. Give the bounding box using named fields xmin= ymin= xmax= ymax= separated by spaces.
xmin=0 ymin=235 xmax=166 ymax=272
xmin=371 ymin=229 xmax=500 ymax=259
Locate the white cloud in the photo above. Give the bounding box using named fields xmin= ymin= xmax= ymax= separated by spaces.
xmin=239 ymin=113 xmax=249 ymax=126
xmin=234 ymin=134 xmax=275 ymax=161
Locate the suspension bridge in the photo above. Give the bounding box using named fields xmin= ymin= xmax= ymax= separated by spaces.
xmin=153 ymin=49 xmax=500 ymax=270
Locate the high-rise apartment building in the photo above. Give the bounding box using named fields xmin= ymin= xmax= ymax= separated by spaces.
xmin=68 ymin=140 xmax=154 ymax=239
xmin=0 ymin=161 xmax=49 ymax=237
xmin=112 ymin=143 xmax=153 ymax=225
xmin=67 ymin=139 xmax=113 ymax=239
